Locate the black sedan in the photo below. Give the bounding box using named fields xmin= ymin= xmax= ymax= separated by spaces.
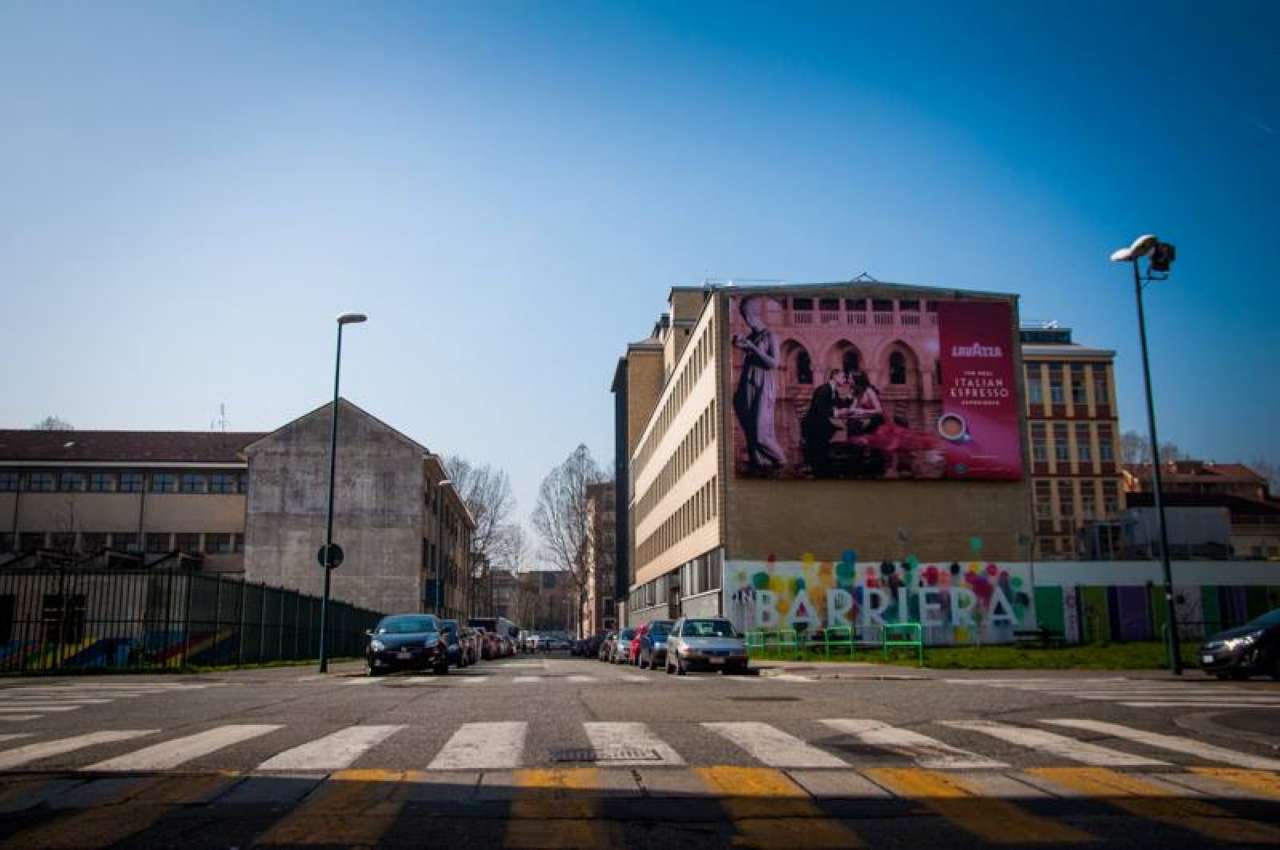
xmin=1199 ymin=607 xmax=1280 ymax=680
xmin=366 ymin=614 xmax=450 ymax=676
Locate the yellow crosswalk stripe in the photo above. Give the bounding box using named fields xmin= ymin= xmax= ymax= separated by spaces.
xmin=254 ymin=769 xmax=405 ymax=848
xmin=505 ymin=767 xmax=621 ymax=849
xmin=865 ymin=767 xmax=1094 ymax=845
xmin=695 ymin=766 xmax=864 ymax=848
xmin=0 ymin=773 xmax=237 ymax=850
xmin=1029 ymin=767 xmax=1280 ymax=845
xmin=1189 ymin=768 xmax=1280 ymax=800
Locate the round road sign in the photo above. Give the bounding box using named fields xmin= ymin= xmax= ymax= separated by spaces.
xmin=317 ymin=543 xmax=345 ymax=569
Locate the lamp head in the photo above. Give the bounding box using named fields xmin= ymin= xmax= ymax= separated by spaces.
xmin=1110 ymin=234 xmax=1158 ymax=263
xmin=337 ymin=312 xmax=368 ymax=325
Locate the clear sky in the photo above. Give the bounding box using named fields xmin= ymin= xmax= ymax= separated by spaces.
xmin=2 ymin=2 xmax=1278 ymax=525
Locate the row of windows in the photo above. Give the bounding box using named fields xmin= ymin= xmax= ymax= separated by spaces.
xmin=634 ymin=314 xmax=717 ymax=482
xmin=634 ymin=400 xmax=717 ymax=526
xmin=1033 ymin=478 xmax=1122 ymax=524
xmin=1025 ymin=362 xmax=1110 ymax=411
xmin=630 ymin=548 xmax=724 ymax=612
xmin=0 ymin=469 xmax=246 ymax=494
xmin=789 ymin=297 xmax=937 ymax=313
xmin=635 ymin=476 xmax=718 ymax=569
xmin=1029 ymin=422 xmax=1116 ymax=466
xmin=0 ymin=531 xmax=244 ymax=555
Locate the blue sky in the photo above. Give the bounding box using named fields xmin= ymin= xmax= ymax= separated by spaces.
xmin=2 ymin=2 xmax=1278 ymax=526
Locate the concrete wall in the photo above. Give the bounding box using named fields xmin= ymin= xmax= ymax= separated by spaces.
xmin=244 ymin=402 xmax=424 ymax=616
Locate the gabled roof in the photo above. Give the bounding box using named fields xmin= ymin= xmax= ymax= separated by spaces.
xmin=243 ymin=398 xmax=429 ymax=457
xmin=0 ymin=430 xmax=266 ymax=464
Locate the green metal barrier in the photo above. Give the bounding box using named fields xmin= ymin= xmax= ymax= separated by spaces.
xmin=776 ymin=628 xmax=800 ymax=659
xmin=822 ymin=625 xmax=855 ymax=660
xmin=745 ymin=630 xmax=767 ymax=658
xmin=881 ymin=622 xmax=924 ymax=666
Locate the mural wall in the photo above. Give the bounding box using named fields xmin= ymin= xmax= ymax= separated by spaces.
xmin=728 ymin=292 xmax=1023 ymax=480
xmin=724 ymin=552 xmax=1035 ymax=645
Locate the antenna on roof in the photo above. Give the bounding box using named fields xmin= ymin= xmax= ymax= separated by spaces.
xmin=211 ymin=403 xmax=228 ymax=433
xmin=850 ymin=272 xmax=879 ymax=283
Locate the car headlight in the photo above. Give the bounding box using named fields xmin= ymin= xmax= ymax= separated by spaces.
xmin=370 ymin=640 xmax=385 ymax=651
xmin=1223 ymin=631 xmax=1264 ymax=651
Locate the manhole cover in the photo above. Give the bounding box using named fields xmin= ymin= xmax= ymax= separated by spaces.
xmin=728 ymin=696 xmax=801 ymax=702
xmin=550 ymin=747 xmax=662 ymax=763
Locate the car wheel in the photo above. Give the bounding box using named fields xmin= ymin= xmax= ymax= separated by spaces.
xmin=434 ymin=660 xmax=449 ymax=675
xmin=366 ymin=660 xmax=382 ymax=677
xmin=676 ymin=657 xmax=687 ymax=676
xmin=640 ymin=654 xmax=649 ymax=670
xmin=1272 ymin=655 xmax=1280 ymax=682
xmin=665 ymin=659 xmax=673 ymax=675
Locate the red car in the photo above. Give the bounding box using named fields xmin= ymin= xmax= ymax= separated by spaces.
xmin=628 ymin=623 xmax=648 ymax=665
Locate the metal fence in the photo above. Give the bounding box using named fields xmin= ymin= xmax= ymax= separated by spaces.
xmin=0 ymin=568 xmax=383 ymax=673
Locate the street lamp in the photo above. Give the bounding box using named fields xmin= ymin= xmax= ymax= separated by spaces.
xmin=1110 ymin=235 xmax=1180 ymax=674
xmin=318 ymin=311 xmax=367 ymax=673
xmin=435 ymin=479 xmax=452 ymax=615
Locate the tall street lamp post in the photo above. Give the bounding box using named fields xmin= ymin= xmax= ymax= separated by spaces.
xmin=318 ymin=312 xmax=367 ymax=673
xmin=435 ymin=479 xmax=452 ymax=615
xmin=1110 ymin=235 xmax=1180 ymax=674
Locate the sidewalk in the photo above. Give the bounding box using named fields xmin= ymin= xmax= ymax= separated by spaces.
xmin=751 ymin=659 xmax=932 ymax=680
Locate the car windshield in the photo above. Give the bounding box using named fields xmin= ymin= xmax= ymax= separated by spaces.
xmin=619 ymin=629 xmax=635 ymax=639
xmin=1246 ymin=608 xmax=1280 ymax=628
xmin=376 ymin=616 xmax=437 ymax=634
xmin=649 ymin=622 xmax=672 ymax=637
xmin=682 ymin=619 xmax=737 ymax=638
xmin=441 ymin=621 xmax=459 ymax=636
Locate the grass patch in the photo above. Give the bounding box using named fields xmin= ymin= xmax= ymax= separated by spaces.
xmin=753 ymin=641 xmax=1200 ymax=670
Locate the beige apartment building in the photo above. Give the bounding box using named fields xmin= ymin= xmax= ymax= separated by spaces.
xmin=580 ymin=481 xmax=617 ymax=636
xmin=1020 ymin=324 xmax=1125 ymax=559
xmin=613 ymin=282 xmax=1035 ymax=627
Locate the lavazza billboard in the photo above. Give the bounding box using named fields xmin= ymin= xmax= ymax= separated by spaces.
xmin=728 ymin=292 xmax=1023 ymax=481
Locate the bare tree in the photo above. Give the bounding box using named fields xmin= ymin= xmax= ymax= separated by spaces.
xmin=443 ymin=454 xmax=519 ymax=613
xmin=531 ymin=444 xmax=607 ymax=637
xmin=1250 ymin=459 xmax=1280 ymax=498
xmin=33 ymin=416 xmax=73 ymax=431
xmin=1121 ymin=431 xmax=1183 ymax=466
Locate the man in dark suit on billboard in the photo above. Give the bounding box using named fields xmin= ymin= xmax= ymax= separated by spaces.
xmin=802 ymin=369 xmax=850 ymax=477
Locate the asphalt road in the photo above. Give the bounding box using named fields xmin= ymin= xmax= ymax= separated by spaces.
xmin=0 ymin=653 xmax=1277 ymax=849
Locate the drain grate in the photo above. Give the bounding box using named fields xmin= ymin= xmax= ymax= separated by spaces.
xmin=550 ymin=747 xmax=663 ymax=763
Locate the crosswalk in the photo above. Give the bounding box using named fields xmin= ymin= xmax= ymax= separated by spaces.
xmin=946 ymin=677 xmax=1280 ymax=710
xmin=0 ymin=681 xmax=221 ymax=722
xmin=0 ymin=715 xmax=1277 ymax=775
xmin=325 ymin=671 xmax=695 ymax=686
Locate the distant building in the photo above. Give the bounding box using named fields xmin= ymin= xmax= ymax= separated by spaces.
xmin=1125 ymin=460 xmax=1272 ymax=503
xmin=1020 ymin=322 xmax=1125 ymax=560
xmin=581 ymin=481 xmax=617 ymax=636
xmin=242 ymin=398 xmax=474 ymax=618
xmin=490 ymin=568 xmax=519 ymax=621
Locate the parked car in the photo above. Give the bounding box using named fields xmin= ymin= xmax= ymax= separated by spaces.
xmin=638 ymin=619 xmax=673 ymax=670
xmin=460 ymin=626 xmax=481 ymax=665
xmin=584 ymin=634 xmax=603 ymax=658
xmin=598 ymin=632 xmax=617 ymax=662
xmin=366 ymin=613 xmax=450 ymax=676
xmin=441 ymin=619 xmax=469 ymax=668
xmin=627 ymin=624 xmax=648 ymax=665
xmin=1199 ymin=608 xmax=1280 ymax=680
xmin=665 ymin=617 xmax=748 ymax=675
xmin=611 ymin=628 xmax=635 ymax=664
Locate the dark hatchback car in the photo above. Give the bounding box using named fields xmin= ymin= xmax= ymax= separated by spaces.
xmin=441 ymin=619 xmax=470 ymax=669
xmin=1199 ymin=607 xmax=1280 ymax=680
xmin=366 ymin=614 xmax=450 ymax=676
xmin=638 ymin=619 xmax=674 ymax=670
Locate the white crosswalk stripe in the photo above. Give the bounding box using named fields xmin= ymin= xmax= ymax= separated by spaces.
xmin=460 ymin=677 xmax=489 ymax=685
xmin=258 ymin=725 xmax=404 ymax=771
xmin=567 ymin=675 xmax=597 ymax=683
xmin=88 ymin=724 xmax=281 ymax=771
xmin=512 ymin=676 xmax=542 ymax=683
xmin=820 ymin=718 xmax=1007 ymax=769
xmin=428 ymin=722 xmax=527 ymax=770
xmin=940 ymin=720 xmax=1168 ymax=767
xmin=0 ymin=730 xmax=157 ymax=770
xmin=0 ymin=682 xmax=216 ymax=721
xmin=1041 ymin=718 xmax=1280 ymax=770
xmin=584 ymin=722 xmax=684 ymax=766
xmin=945 ymin=677 xmax=1280 ymax=710
xmin=704 ymin=721 xmax=848 ymax=768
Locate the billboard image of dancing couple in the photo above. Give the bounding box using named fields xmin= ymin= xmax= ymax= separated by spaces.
xmin=729 ymin=291 xmax=1023 ymax=481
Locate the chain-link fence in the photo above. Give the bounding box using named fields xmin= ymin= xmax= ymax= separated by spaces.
xmin=0 ymin=568 xmax=383 ymax=673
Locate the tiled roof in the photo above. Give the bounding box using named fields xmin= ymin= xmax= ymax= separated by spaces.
xmin=0 ymin=430 xmax=267 ymax=464
xmin=1126 ymin=462 xmax=1266 ymax=484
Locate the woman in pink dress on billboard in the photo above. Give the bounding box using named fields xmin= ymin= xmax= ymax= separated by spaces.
xmin=732 ymin=297 xmax=786 ymax=473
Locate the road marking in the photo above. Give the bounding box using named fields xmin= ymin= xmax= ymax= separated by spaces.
xmin=512 ymin=676 xmax=542 ymax=684
xmin=345 ymin=678 xmax=380 ymax=685
xmin=506 ymin=768 xmax=622 ymax=849
xmin=0 ymin=698 xmax=113 ymax=705
xmin=1028 ymin=767 xmax=1280 ymax=844
xmin=865 ymin=768 xmax=1093 ymax=844
xmin=402 ymin=677 xmax=445 ymax=685
xmin=1117 ymin=701 xmax=1280 ymax=709
xmin=460 ymin=677 xmax=489 ymax=685
xmin=258 ymin=725 xmax=405 ymax=771
xmin=0 ymin=716 xmax=38 ymax=723
xmin=703 ymin=721 xmax=847 ymax=768
xmin=820 ymin=718 xmax=1006 ymax=769
xmin=567 ymin=675 xmax=597 ymax=683
xmin=772 ymin=673 xmax=817 ymax=682
xmin=1189 ymin=768 xmax=1280 ymax=800
xmin=1041 ymin=719 xmax=1280 ymax=770
xmin=0 ymin=773 xmax=236 ymax=850
xmin=255 ymin=769 xmax=405 ymax=847
xmin=0 ymin=706 xmax=82 ymax=713
xmin=0 ymin=730 xmax=157 ymax=770
xmin=620 ymin=674 xmax=648 ymax=683
xmin=584 ymin=722 xmax=684 ymax=766
xmin=940 ymin=720 xmax=1167 ymax=767
xmin=88 ymin=724 xmax=281 ymax=771
xmin=695 ymin=767 xmax=865 ymax=847
xmin=429 ymin=722 xmax=526 ymax=770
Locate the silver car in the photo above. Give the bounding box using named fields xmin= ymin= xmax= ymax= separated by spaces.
xmin=665 ymin=617 xmax=748 ymax=675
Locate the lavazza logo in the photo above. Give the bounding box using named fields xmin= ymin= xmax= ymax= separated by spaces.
xmin=950 ymin=341 xmax=1004 ymax=358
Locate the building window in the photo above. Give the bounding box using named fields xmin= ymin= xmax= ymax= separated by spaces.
xmin=1098 ymin=425 xmax=1115 ymax=462
xmin=150 ymin=473 xmax=176 ymax=494
xmin=1102 ymin=481 xmax=1120 ymax=514
xmin=59 ymin=472 xmax=86 ymax=492
xmin=145 ymin=533 xmax=171 ymax=554
xmin=1075 ymin=424 xmax=1092 ymax=462
xmin=119 ymin=472 xmax=144 ymax=493
xmin=791 ymin=297 xmax=813 ymax=311
xmin=1093 ymin=372 xmax=1109 ymax=407
xmin=1080 ymin=485 xmax=1097 ymax=519
xmin=88 ymin=472 xmax=116 ymax=492
xmin=81 ymin=533 xmax=107 ymax=552
xmin=1027 ymin=376 xmax=1043 ymax=405
xmin=236 ymin=473 xmax=247 ymax=494
xmin=1057 ymin=481 xmax=1075 ymax=519
xmin=1053 ymin=424 xmax=1070 ymax=462
xmin=175 ymin=533 xmax=201 ymax=553
xmin=0 ymin=472 xmax=18 ymax=492
xmin=209 ymin=473 xmax=237 ymax=494
xmin=179 ymin=474 xmax=207 ymax=494
xmin=1070 ymin=366 xmax=1088 ymax=405
xmin=1034 ymin=480 xmax=1052 ymax=519
xmin=1048 ymin=366 xmax=1064 ymax=404
xmin=26 ymin=472 xmax=54 ymax=492
xmin=112 ymin=533 xmax=139 ymax=552
xmin=234 ymin=533 xmax=244 ymax=553
xmin=1031 ymin=424 xmax=1047 ymax=463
